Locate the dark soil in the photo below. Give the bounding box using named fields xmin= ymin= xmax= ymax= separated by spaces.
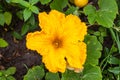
xmin=0 ymin=26 xmax=42 ymax=80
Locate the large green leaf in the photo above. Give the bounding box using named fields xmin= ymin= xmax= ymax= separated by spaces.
xmin=84 ymin=0 xmax=118 ymax=28
xmin=84 ymin=35 xmax=102 ymax=65
xmin=23 ymin=66 xmax=45 ymax=80
xmin=82 ymin=64 xmax=102 ymax=80
xmin=83 ymin=5 xmax=96 ymax=25
xmin=45 ymin=72 xmax=60 ymax=80
xmin=61 ymin=70 xmax=82 ymax=80
xmin=0 ymin=38 xmax=8 ymax=47
xmin=50 ymin=0 xmax=68 ymax=12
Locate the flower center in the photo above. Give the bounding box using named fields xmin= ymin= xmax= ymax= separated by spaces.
xmin=52 ymin=38 xmax=63 ymax=49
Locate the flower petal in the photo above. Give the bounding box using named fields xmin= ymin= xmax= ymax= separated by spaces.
xmin=64 ymin=42 xmax=87 ymax=69
xmin=38 ymin=10 xmax=65 ymax=34
xmin=42 ymin=48 xmax=66 ymax=73
xmin=62 ymin=14 xmax=87 ymax=42
xmin=26 ymin=31 xmax=53 ymax=56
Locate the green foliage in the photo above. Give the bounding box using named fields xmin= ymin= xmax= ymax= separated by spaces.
xmin=0 ymin=38 xmax=8 ymax=47
xmin=50 ymin=0 xmax=68 ymax=12
xmin=84 ymin=0 xmax=118 ymax=28
xmin=45 ymin=72 xmax=60 ymax=80
xmin=0 ymin=13 xmax=5 ymax=26
xmin=23 ymin=8 xmax=32 ymax=21
xmin=83 ymin=35 xmax=102 ymax=80
xmin=4 ymin=12 xmax=12 ymax=25
xmin=108 ymin=67 xmax=120 ymax=75
xmin=0 ymin=12 xmax=12 ymax=26
xmin=40 ymin=0 xmax=52 ymax=5
xmin=12 ymin=31 xmax=22 ymax=40
xmin=21 ymin=23 xmax=29 ymax=36
xmin=29 ymin=0 xmax=39 ymax=5
xmin=65 ymin=6 xmax=77 ymax=15
xmin=29 ymin=6 xmax=39 ymax=14
xmin=61 ymin=70 xmax=81 ymax=80
xmin=82 ymin=64 xmax=102 ymax=80
xmin=9 ymin=0 xmax=39 ymax=21
xmin=0 ymin=67 xmax=16 ymax=80
xmin=85 ymin=35 xmax=102 ymax=65
xmin=23 ymin=66 xmax=45 ymax=80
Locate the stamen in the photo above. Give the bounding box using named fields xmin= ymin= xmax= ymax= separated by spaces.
xmin=52 ymin=38 xmax=62 ymax=48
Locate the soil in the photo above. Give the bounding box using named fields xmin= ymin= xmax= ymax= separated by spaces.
xmin=0 ymin=24 xmax=42 ymax=80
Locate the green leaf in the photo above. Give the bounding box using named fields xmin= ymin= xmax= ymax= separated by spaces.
xmin=0 ymin=13 xmax=5 ymax=26
xmin=82 ymin=64 xmax=102 ymax=80
xmin=108 ymin=67 xmax=120 ymax=75
xmin=40 ymin=0 xmax=52 ymax=5
xmin=29 ymin=6 xmax=39 ymax=14
xmin=5 ymin=67 xmax=16 ymax=76
xmin=83 ymin=0 xmax=118 ymax=28
xmin=12 ymin=31 xmax=22 ymax=40
xmin=84 ymin=5 xmax=96 ymax=15
xmin=98 ymin=0 xmax=118 ymax=12
xmin=61 ymin=70 xmax=81 ymax=80
xmin=29 ymin=0 xmax=39 ymax=5
xmin=96 ymin=11 xmax=114 ymax=27
xmin=83 ymin=5 xmax=96 ymax=24
xmin=21 ymin=23 xmax=29 ymax=36
xmin=93 ymin=31 xmax=101 ymax=36
xmin=28 ymin=14 xmax=35 ymax=26
xmin=23 ymin=8 xmax=32 ymax=21
xmin=0 ymin=72 xmax=3 ymax=76
xmin=23 ymin=66 xmax=45 ymax=80
xmin=4 ymin=12 xmax=12 ymax=25
xmin=16 ymin=10 xmax=23 ymax=20
xmin=10 ymin=0 xmax=21 ymax=3
xmin=29 ymin=23 xmax=38 ymax=31
xmin=84 ymin=35 xmax=102 ymax=65
xmin=65 ymin=6 xmax=77 ymax=15
xmin=45 ymin=72 xmax=60 ymax=80
xmin=27 ymin=14 xmax=37 ymax=31
xmin=50 ymin=0 xmax=68 ymax=12
xmin=6 ymin=76 xmax=16 ymax=80
xmin=0 ymin=76 xmax=6 ymax=80
xmin=19 ymin=0 xmax=30 ymax=7
xmin=108 ymin=56 xmax=120 ymax=65
xmin=0 ymin=38 xmax=8 ymax=47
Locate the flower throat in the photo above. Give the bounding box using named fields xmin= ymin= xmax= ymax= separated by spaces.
xmin=52 ymin=37 xmax=63 ymax=49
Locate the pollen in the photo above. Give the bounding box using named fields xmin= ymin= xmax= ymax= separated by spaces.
xmin=52 ymin=38 xmax=63 ymax=49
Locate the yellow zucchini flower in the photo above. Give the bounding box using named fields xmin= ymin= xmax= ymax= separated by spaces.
xmin=26 ymin=10 xmax=87 ymax=73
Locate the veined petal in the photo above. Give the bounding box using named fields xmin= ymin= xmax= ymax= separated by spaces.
xmin=26 ymin=31 xmax=53 ymax=56
xmin=62 ymin=14 xmax=87 ymax=42
xmin=64 ymin=42 xmax=87 ymax=69
xmin=42 ymin=48 xmax=66 ymax=73
xmin=38 ymin=10 xmax=65 ymax=34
